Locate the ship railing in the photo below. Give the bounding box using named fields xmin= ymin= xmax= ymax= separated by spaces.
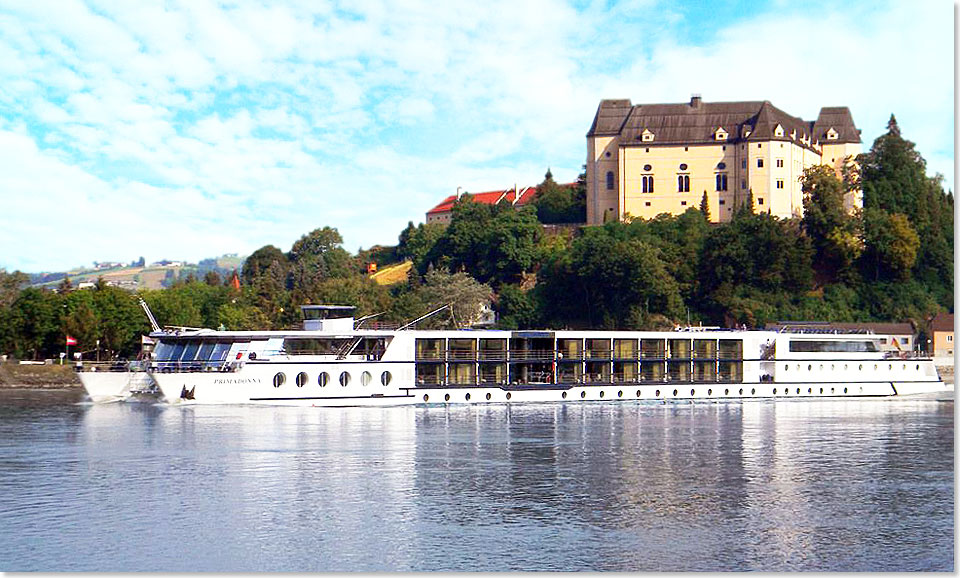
xmin=151 ymin=360 xmax=241 ymax=373
xmin=75 ymin=360 xmax=147 ymax=373
xmin=509 ymin=350 xmax=554 ymax=361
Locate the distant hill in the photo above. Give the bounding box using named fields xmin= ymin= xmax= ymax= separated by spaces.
xmin=30 ymin=254 xmax=247 ymax=291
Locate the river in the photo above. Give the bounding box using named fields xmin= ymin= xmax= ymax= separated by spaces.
xmin=0 ymin=389 xmax=952 ymax=571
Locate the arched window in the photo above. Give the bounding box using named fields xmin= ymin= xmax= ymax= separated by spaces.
xmin=642 ymin=175 xmax=653 ymax=193
xmin=716 ymin=173 xmax=727 ymax=191
xmin=606 ymin=171 xmax=615 ymax=190
xmin=677 ymin=175 xmax=689 ymax=193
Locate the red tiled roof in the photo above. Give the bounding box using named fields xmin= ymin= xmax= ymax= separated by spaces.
xmin=426 ymin=183 xmax=576 ymax=215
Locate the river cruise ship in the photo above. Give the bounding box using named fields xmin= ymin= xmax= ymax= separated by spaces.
xmin=89 ymin=305 xmax=945 ymax=406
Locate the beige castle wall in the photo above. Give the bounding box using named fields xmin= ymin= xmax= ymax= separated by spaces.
xmin=586 ymin=135 xmax=620 ymax=224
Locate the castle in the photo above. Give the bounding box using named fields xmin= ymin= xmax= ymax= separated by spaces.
xmin=585 ymin=96 xmax=862 ymax=224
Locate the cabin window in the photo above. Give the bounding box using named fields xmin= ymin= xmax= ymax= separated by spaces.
xmin=339 ymin=372 xmax=351 ymax=387
xmin=318 ymin=372 xmax=329 ymax=387
xmin=361 ymin=371 xmax=372 ymax=386
xmin=296 ymin=372 xmax=308 ymax=387
xmin=789 ymin=340 xmax=878 ymax=352
xmin=273 ymin=373 xmax=285 ymax=387
xmin=381 ymin=371 xmax=392 ymax=386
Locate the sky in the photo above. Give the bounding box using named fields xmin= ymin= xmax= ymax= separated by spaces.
xmin=0 ymin=0 xmax=953 ymax=273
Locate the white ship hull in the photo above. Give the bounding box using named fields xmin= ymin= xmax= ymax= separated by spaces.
xmin=78 ymin=369 xmax=157 ymax=403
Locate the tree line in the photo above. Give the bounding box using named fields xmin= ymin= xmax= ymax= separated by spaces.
xmin=0 ymin=115 xmax=951 ymax=360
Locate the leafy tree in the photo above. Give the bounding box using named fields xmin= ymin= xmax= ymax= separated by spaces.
xmin=425 ymin=196 xmax=542 ymax=287
xmin=389 ymin=268 xmax=492 ymax=329
xmin=801 ymin=165 xmax=863 ymax=281
xmin=241 ymin=245 xmax=288 ymax=286
xmin=62 ymin=290 xmax=100 ymax=354
xmin=5 ymin=288 xmax=60 ymax=359
xmin=495 ymin=284 xmax=538 ymax=329
xmin=533 ymin=169 xmax=586 ymax=224
xmin=397 ymin=221 xmax=445 ymax=268
xmin=92 ymin=286 xmax=148 ymax=358
xmin=204 ymin=271 xmax=222 ymax=287
xmin=536 ymin=226 xmax=684 ymax=329
xmin=862 ymin=208 xmax=920 ymax=280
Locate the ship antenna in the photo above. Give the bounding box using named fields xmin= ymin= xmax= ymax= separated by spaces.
xmin=138 ymin=297 xmax=161 ymax=333
xmin=398 ymin=303 xmax=452 ymax=331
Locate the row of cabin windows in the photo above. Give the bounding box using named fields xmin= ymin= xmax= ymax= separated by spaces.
xmin=608 ymin=172 xmax=730 ymax=192
xmin=272 ymin=370 xmax=393 ymax=388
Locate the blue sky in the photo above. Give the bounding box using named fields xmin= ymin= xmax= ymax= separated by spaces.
xmin=0 ymin=0 xmax=953 ymax=273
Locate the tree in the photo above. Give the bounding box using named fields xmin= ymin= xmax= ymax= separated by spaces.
xmin=391 ymin=268 xmax=492 ymax=329
xmin=397 ymin=221 xmax=445 ymax=269
xmin=204 ymin=271 xmax=222 ymax=287
xmin=533 ymin=169 xmax=586 ymax=224
xmin=495 ymin=284 xmax=538 ymax=329
xmin=862 ymin=208 xmax=920 ymax=280
xmin=801 ymin=165 xmax=863 ymax=281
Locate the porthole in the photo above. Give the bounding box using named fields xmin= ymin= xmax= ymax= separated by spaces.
xmin=636 ymin=390 xmax=642 ymax=398
xmin=444 ymin=393 xmax=450 ymax=402
xmin=873 ymin=364 xmax=878 ymax=370
xmin=273 ymin=372 xmax=285 ymax=388
xmin=562 ymin=391 xmax=568 ymax=399
xmin=773 ymin=388 xmax=777 ymax=395
xmin=423 ymin=394 xmax=429 ymax=402
xmin=796 ymin=388 xmax=800 ymax=394
xmin=739 ymin=388 xmax=743 ymax=395
xmin=808 ymin=364 xmax=812 ymax=371
xmin=843 ymin=387 xmax=848 ymax=394
xmin=844 ymin=364 xmax=848 ymax=370
xmin=486 ymin=393 xmax=492 ymax=401
xmin=339 ymin=372 xmax=351 ymax=387
xmin=858 ymin=364 xmax=863 ymax=371
xmin=819 ymin=364 xmax=823 ymax=371
xmin=581 ymin=391 xmax=586 ymax=399
xmin=831 ymin=387 xmax=835 ymax=393
xmin=916 ymin=364 xmax=920 ymax=371
xmin=295 ymin=372 xmax=307 ymax=387
xmin=361 ymin=371 xmax=371 ymax=386
xmin=618 ymin=390 xmax=623 ymax=398
xmin=785 ymin=365 xmax=789 ymax=371
xmin=381 ymin=371 xmax=392 ymax=386
xmin=318 ymin=372 xmax=329 ymax=387
xmin=707 ymin=389 xmax=712 ymax=396
xmin=807 ymin=388 xmax=812 ymax=394
xmin=859 ymin=386 xmax=863 ymax=392
xmin=465 ymin=393 xmax=471 ymax=401
xmin=820 ymin=387 xmax=823 ymax=394
xmin=690 ymin=389 xmax=696 ymax=396
xmin=796 ymin=364 xmax=800 ymax=371
xmin=673 ymin=389 xmax=678 ymax=396
xmin=888 ymin=364 xmax=893 ymax=370
xmin=724 ymin=389 xmax=729 ymax=395
xmin=831 ymin=364 xmax=835 ymax=371
xmin=751 ymin=388 xmax=756 ymax=395
xmin=599 ymin=391 xmax=605 ymax=398
xmin=655 ymin=389 xmax=661 ymax=397
xmin=506 ymin=393 xmax=512 ymax=400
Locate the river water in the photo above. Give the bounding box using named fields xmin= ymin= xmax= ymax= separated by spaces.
xmin=0 ymin=389 xmax=952 ymax=572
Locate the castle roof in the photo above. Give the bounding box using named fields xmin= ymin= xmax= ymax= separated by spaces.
xmin=587 ymin=97 xmax=861 ymax=150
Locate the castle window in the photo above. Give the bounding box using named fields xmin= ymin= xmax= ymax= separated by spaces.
xmin=776 ymin=179 xmax=784 ymax=189
xmin=645 ymin=201 xmax=651 ymax=206
xmin=677 ymin=175 xmax=690 ymax=193
xmin=758 ymin=198 xmax=764 ymax=205
xmin=606 ymin=171 xmax=614 ymax=190
xmin=741 ymin=180 xmax=746 ymax=189
xmin=681 ymin=201 xmax=687 ymax=206
xmin=642 ymin=175 xmax=654 ymax=193
xmin=715 ymin=127 xmax=728 ymax=141
xmin=717 ymin=162 xmax=726 ymax=170
xmin=643 ymin=164 xmax=652 ymax=171
xmin=716 ymin=173 xmax=728 ymax=191
xmin=679 ymin=163 xmax=688 ymax=171
xmin=757 ymin=159 xmax=764 ymax=168
xmin=827 ymin=128 xmax=839 ymax=140
xmin=776 ymin=158 xmax=784 ymax=168
xmin=641 ymin=129 xmax=655 ymax=142
xmin=719 ymin=199 xmax=726 ymax=205
xmin=774 ymin=124 xmax=784 ymax=137
xmin=741 ymin=159 xmax=747 ymax=170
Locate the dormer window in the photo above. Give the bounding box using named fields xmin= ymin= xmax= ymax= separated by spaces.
xmin=826 ymin=128 xmax=839 ymax=140
xmin=790 ymin=129 xmax=797 ymax=140
xmin=715 ymin=127 xmax=728 ymax=141
xmin=741 ymin=125 xmax=752 ymax=138
xmin=641 ymin=129 xmax=655 ymax=142
xmin=774 ymin=124 xmax=784 ymax=137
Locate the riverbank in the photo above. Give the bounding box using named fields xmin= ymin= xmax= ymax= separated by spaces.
xmin=0 ymin=363 xmax=82 ymax=388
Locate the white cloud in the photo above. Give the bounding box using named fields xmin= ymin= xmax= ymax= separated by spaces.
xmin=0 ymin=0 xmax=951 ymax=272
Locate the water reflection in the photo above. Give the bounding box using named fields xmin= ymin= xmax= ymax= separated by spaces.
xmin=0 ymin=393 xmax=951 ymax=571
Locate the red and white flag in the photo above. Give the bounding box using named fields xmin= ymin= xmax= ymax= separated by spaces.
xmin=65 ymin=335 xmax=78 ymax=346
